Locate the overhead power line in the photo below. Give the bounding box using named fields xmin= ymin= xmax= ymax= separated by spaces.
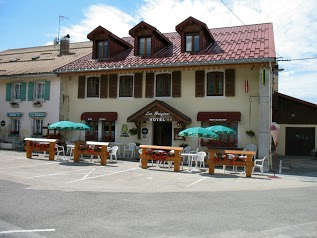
xmin=277 ymin=56 xmax=317 ymax=62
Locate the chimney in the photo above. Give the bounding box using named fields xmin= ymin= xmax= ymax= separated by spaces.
xmin=60 ymin=34 xmax=70 ymax=55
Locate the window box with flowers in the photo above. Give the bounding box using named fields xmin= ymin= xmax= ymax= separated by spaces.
xmin=9 ymin=130 xmax=20 ymax=137
xmin=33 ymin=101 xmax=42 ymax=107
xmin=10 ymin=101 xmax=19 ymax=108
xmin=200 ymin=138 xmax=237 ymax=148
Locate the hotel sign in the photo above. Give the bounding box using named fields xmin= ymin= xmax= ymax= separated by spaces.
xmin=144 ymin=111 xmax=173 ymax=122
xmin=7 ymin=113 xmax=23 ymax=117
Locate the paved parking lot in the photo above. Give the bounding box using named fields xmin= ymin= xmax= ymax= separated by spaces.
xmin=1 ymin=150 xmax=316 ymax=193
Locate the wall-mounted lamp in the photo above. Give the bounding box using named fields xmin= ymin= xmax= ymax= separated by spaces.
xmin=142 ymin=121 xmax=146 ymax=126
xmin=177 ymin=121 xmax=181 ymax=127
xmin=290 ymin=113 xmax=295 ymax=119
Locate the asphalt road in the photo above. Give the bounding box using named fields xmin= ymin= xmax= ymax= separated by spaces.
xmin=0 ymin=151 xmax=316 ymax=237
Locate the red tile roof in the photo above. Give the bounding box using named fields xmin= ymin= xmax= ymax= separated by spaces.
xmin=55 ymin=23 xmax=276 ymax=73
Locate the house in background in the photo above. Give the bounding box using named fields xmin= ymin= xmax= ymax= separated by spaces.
xmin=54 ymin=16 xmax=279 ymax=170
xmin=0 ymin=36 xmax=91 ymax=145
xmin=272 ymin=92 xmax=317 ymax=156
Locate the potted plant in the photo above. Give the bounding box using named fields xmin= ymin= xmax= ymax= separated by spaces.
xmin=129 ymin=127 xmax=138 ymax=136
xmin=246 ymin=130 xmax=255 ymax=138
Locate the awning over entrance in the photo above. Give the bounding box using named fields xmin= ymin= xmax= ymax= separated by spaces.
xmin=197 ymin=112 xmax=241 ymax=122
xmin=81 ymin=112 xmax=118 ymax=121
xmin=127 ymin=100 xmax=191 ymax=123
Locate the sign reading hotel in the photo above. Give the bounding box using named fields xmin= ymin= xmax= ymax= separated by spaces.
xmin=144 ymin=111 xmax=173 ymax=122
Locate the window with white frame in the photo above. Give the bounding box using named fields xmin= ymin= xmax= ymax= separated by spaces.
xmin=87 ymin=77 xmax=100 ymax=97
xmin=33 ymin=119 xmax=44 ymax=135
xmin=35 ymin=82 xmax=45 ymax=100
xmin=13 ymin=83 xmax=22 ymax=100
xmin=207 ymin=71 xmax=224 ymax=96
xmin=119 ymin=75 xmax=133 ymax=97
xmin=10 ymin=118 xmax=20 ymax=135
xmin=156 ymin=73 xmax=171 ymax=97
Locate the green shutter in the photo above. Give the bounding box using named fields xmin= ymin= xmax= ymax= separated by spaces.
xmin=6 ymin=83 xmax=12 ymax=102
xmin=21 ymin=82 xmax=26 ymax=101
xmin=28 ymin=82 xmax=34 ymax=101
xmin=44 ymin=81 xmax=50 ymax=100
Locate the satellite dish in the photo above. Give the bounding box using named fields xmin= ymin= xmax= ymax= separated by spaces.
xmin=53 ymin=37 xmax=58 ymax=47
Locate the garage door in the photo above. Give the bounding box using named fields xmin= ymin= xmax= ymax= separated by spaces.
xmin=285 ymin=127 xmax=315 ymax=155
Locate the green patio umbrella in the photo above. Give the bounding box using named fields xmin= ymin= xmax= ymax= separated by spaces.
xmin=48 ymin=121 xmax=91 ymax=141
xmin=205 ymin=125 xmax=236 ymax=134
xmin=178 ymin=127 xmax=219 ymax=148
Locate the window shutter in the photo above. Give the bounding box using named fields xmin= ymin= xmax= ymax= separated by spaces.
xmin=134 ymin=72 xmax=143 ymax=98
xmin=109 ymin=74 xmax=118 ymax=98
xmin=145 ymin=72 xmax=154 ymax=98
xmin=225 ymin=69 xmax=235 ymax=97
xmin=100 ymin=75 xmax=108 ymax=98
xmin=195 ymin=70 xmax=205 ymax=97
xmin=6 ymin=83 xmax=12 ymax=102
xmin=78 ymin=76 xmax=85 ymax=99
xmin=21 ymin=82 xmax=26 ymax=101
xmin=44 ymin=81 xmax=50 ymax=100
xmin=172 ymin=71 xmax=181 ymax=97
xmin=28 ymin=82 xmax=34 ymax=101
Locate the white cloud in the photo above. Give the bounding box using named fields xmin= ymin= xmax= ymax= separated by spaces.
xmin=59 ymin=0 xmax=317 ymax=104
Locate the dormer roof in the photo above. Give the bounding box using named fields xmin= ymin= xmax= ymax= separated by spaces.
xmin=129 ymin=21 xmax=172 ymax=46
xmin=176 ymin=16 xmax=215 ymax=43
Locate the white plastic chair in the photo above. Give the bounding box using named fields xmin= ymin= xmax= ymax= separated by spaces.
xmin=55 ymin=144 xmax=65 ymax=160
xmin=191 ymin=151 xmax=206 ymax=169
xmin=123 ymin=143 xmax=136 ymax=158
xmin=252 ymin=156 xmax=266 ymax=174
xmin=181 ymin=146 xmax=191 ymax=165
xmin=109 ymin=146 xmax=119 ymax=163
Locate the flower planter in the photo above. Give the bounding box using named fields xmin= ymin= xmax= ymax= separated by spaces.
xmin=0 ymin=142 xmax=14 ymax=150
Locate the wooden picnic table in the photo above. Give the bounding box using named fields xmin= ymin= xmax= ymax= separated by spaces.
xmin=24 ymin=138 xmax=57 ymax=160
xmin=73 ymin=141 xmax=109 ymax=165
xmin=139 ymin=145 xmax=183 ymax=172
xmin=207 ymin=149 xmax=256 ymax=177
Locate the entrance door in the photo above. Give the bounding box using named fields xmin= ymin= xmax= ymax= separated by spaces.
xmin=153 ymin=122 xmax=172 ymax=146
xmin=285 ymin=127 xmax=315 ymax=155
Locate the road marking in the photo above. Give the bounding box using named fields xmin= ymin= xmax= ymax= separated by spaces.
xmin=186 ymin=177 xmax=208 ymax=188
xmin=22 ymin=168 xmax=93 ymax=179
xmin=82 ymin=168 xmax=96 ymax=180
xmin=66 ymin=168 xmax=139 ymax=183
xmin=0 ymin=228 xmax=55 ymax=234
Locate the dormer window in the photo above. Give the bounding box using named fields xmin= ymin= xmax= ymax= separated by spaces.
xmin=185 ymin=33 xmax=200 ymax=52
xmin=139 ymin=37 xmax=151 ymax=55
xmin=129 ymin=21 xmax=172 ymax=57
xmin=96 ymin=40 xmax=108 ymax=58
xmin=176 ymin=16 xmax=215 ymax=54
xmin=87 ymin=26 xmax=132 ymax=60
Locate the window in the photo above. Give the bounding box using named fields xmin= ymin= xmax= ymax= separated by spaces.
xmin=10 ymin=118 xmax=20 ymax=135
xmin=185 ymin=34 xmax=200 ymax=52
xmin=201 ymin=121 xmax=238 ymax=147
xmin=13 ymin=83 xmax=22 ymax=100
xmin=139 ymin=37 xmax=151 ymax=55
xmin=87 ymin=77 xmax=100 ymax=97
xmin=35 ymin=82 xmax=45 ymax=100
xmin=156 ymin=74 xmax=171 ymax=97
xmin=85 ymin=121 xmax=98 ymax=141
xmin=119 ymin=76 xmax=133 ymax=97
xmin=207 ymin=72 xmax=224 ymax=96
xmin=96 ymin=40 xmax=108 ymax=58
xmin=33 ymin=119 xmax=43 ymax=135
xmin=102 ymin=121 xmax=115 ymax=142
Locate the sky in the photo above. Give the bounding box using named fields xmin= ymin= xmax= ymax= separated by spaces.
xmin=0 ymin=0 xmax=316 ymax=104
